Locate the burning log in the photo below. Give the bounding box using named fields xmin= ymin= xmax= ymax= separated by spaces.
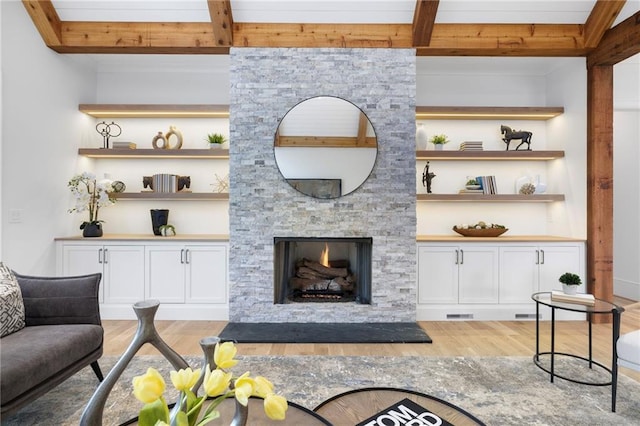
xmin=301 ymin=259 xmax=348 ymax=278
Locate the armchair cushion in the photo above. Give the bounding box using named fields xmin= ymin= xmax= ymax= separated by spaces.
xmin=0 ymin=262 xmax=25 ymax=337
xmin=617 ymin=330 xmax=640 ymax=370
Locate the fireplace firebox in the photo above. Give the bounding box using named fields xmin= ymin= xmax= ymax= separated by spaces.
xmin=274 ymin=237 xmax=372 ymax=304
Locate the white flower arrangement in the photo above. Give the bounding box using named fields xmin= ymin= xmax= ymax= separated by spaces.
xmin=68 ymin=172 xmax=115 ymax=227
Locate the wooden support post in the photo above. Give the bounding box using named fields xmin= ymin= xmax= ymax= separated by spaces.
xmin=586 ymin=64 xmax=614 ymax=323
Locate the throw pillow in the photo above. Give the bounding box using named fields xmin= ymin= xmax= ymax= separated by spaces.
xmin=0 ymin=262 xmax=26 ymax=337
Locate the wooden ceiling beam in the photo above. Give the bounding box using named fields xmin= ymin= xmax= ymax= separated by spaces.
xmin=583 ymin=0 xmax=626 ymax=48
xmin=22 ymin=0 xmax=62 ymax=47
xmin=208 ymin=0 xmax=234 ymax=46
xmin=587 ymin=10 xmax=640 ymax=67
xmin=232 ymin=23 xmax=413 ymax=48
xmin=417 ymin=23 xmax=587 ymax=56
xmin=51 ymin=22 xmax=229 ymax=54
xmin=413 ymin=0 xmax=439 ymax=47
xmin=23 ymin=18 xmax=597 ymax=57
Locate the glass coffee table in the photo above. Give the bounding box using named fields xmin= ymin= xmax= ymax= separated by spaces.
xmin=531 ymin=291 xmax=625 ymax=412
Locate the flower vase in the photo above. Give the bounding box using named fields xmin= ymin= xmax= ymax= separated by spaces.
xmin=562 ymin=284 xmax=578 ymax=295
xmin=434 ymin=144 xmax=443 ymax=151
xmin=82 ymin=222 xmax=103 ymax=237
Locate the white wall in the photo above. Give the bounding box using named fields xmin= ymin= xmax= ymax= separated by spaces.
xmin=545 ymin=58 xmax=588 ymax=239
xmin=613 ymin=55 xmax=640 ymax=300
xmin=1 ymin=2 xmax=96 ymax=274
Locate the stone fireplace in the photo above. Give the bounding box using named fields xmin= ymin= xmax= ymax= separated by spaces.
xmin=229 ymin=47 xmax=417 ymax=323
xmin=273 ymin=237 xmax=372 ymax=304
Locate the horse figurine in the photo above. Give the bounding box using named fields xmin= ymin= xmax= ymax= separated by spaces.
xmin=500 ymin=125 xmax=533 ymax=151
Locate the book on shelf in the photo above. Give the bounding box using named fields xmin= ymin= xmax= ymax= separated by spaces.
xmin=459 ymin=141 xmax=483 ymax=151
xmin=476 ymin=175 xmax=497 ymax=194
xmin=458 ymin=189 xmax=484 ymax=194
xmin=550 ymin=291 xmax=595 ymax=306
xmin=111 ymin=141 xmax=137 ymax=149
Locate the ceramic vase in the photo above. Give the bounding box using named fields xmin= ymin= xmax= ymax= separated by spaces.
xmin=416 ymin=123 xmax=428 ymax=151
xmin=150 ymin=209 xmax=169 ymax=236
xmin=562 ymin=283 xmax=578 ymax=295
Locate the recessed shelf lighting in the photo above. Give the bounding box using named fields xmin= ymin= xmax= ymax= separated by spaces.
xmin=415 ymin=106 xmax=564 ymax=120
xmin=79 ymin=104 xmax=230 ymax=118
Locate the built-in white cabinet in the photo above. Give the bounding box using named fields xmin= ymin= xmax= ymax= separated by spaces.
xmin=56 ymin=238 xmax=229 ymax=320
xmin=145 ymin=244 xmax=228 ymax=304
xmin=499 ymin=244 xmax=583 ymax=303
xmin=417 ymin=239 xmax=585 ymax=320
xmin=417 ymin=245 xmax=499 ymax=305
xmin=58 ymin=244 xmax=145 ymax=303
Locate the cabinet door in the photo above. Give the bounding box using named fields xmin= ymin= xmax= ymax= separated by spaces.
xmin=185 ymin=245 xmax=228 ymax=304
xmin=145 ymin=246 xmax=185 ymax=303
xmin=499 ymin=246 xmax=539 ymax=303
xmin=417 ymin=245 xmax=458 ymax=304
xmin=538 ymin=245 xmax=583 ymax=293
xmin=61 ymin=244 xmax=104 ymax=302
xmin=458 ymin=246 xmax=499 ymax=304
xmin=103 ymin=245 xmax=145 ymax=304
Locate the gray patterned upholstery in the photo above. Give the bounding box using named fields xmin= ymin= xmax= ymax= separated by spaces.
xmin=0 ymin=262 xmax=25 ymax=337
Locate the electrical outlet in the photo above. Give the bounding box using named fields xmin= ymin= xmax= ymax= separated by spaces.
xmin=8 ymin=209 xmax=23 ymax=223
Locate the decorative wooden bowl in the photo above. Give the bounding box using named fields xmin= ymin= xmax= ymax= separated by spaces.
xmin=453 ymin=227 xmax=508 ymax=237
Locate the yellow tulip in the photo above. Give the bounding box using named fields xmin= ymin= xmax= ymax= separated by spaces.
xmin=170 ymin=367 xmax=201 ymax=392
xmin=132 ymin=368 xmax=166 ymax=404
xmin=233 ymin=372 xmax=255 ymax=406
xmin=203 ymin=367 xmax=231 ymax=397
xmin=214 ymin=341 xmax=239 ymax=369
xmin=264 ymin=393 xmax=288 ymax=420
xmin=252 ymin=376 xmax=274 ymax=398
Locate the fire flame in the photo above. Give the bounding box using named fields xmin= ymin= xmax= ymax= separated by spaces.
xmin=320 ymin=243 xmax=330 ymax=267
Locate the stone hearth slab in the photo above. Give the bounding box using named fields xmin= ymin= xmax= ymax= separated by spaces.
xmin=218 ymin=322 xmax=432 ymax=343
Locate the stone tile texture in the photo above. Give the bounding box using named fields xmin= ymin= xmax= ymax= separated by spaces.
xmin=229 ymin=48 xmax=416 ymax=322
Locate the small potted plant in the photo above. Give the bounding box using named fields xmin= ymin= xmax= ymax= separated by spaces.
xmin=465 ymin=178 xmax=480 ymax=190
xmin=559 ymin=272 xmax=582 ymax=295
xmin=205 ymin=133 xmax=227 ymax=149
xmin=429 ymin=134 xmax=450 ymax=150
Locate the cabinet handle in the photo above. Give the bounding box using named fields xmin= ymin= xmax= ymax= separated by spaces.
xmin=185 ymin=249 xmax=190 ymax=264
xmin=535 ymin=250 xmax=539 ymax=265
xmin=180 ymin=249 xmax=185 ymax=264
xmin=98 ymin=248 xmax=103 ymax=264
xmin=103 ymin=248 xmax=108 ymax=264
xmin=540 ymin=249 xmax=545 ymax=265
xmin=460 ymin=249 xmax=464 ymax=265
xmin=455 ymin=249 xmax=459 ymax=265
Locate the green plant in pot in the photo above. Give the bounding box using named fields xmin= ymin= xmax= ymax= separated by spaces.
xmin=205 ymin=133 xmax=227 ymax=149
xmin=559 ymin=272 xmax=582 ymax=295
xmin=429 ymin=134 xmax=450 ymax=150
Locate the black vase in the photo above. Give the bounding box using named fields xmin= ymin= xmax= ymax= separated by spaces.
xmin=82 ymin=222 xmax=103 ymax=238
xmin=150 ymin=209 xmax=169 ymax=236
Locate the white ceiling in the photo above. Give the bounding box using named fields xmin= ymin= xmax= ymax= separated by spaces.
xmin=50 ymin=0 xmax=638 ymax=25
xmin=53 ymin=0 xmax=640 ymax=74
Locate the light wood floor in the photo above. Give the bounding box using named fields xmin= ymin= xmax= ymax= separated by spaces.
xmin=102 ymin=297 xmax=640 ymax=382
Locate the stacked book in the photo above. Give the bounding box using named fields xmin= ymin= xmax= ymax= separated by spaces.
xmin=550 ymin=290 xmax=595 ymax=306
xmin=151 ymin=173 xmax=178 ymax=193
xmin=459 ymin=141 xmax=483 ymax=151
xmin=476 ymin=175 xmax=497 ymax=194
xmin=112 ymin=141 xmax=137 ymax=149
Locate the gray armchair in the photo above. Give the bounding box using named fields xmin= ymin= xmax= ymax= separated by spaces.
xmin=0 ymin=272 xmax=104 ymax=417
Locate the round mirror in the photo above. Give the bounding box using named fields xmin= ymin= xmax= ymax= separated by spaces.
xmin=274 ymin=96 xmax=378 ymax=199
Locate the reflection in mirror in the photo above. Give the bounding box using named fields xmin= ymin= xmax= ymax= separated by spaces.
xmin=274 ymin=96 xmax=377 ymax=198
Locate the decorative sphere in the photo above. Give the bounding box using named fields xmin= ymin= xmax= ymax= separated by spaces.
xmin=112 ymin=181 xmax=126 ymax=193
